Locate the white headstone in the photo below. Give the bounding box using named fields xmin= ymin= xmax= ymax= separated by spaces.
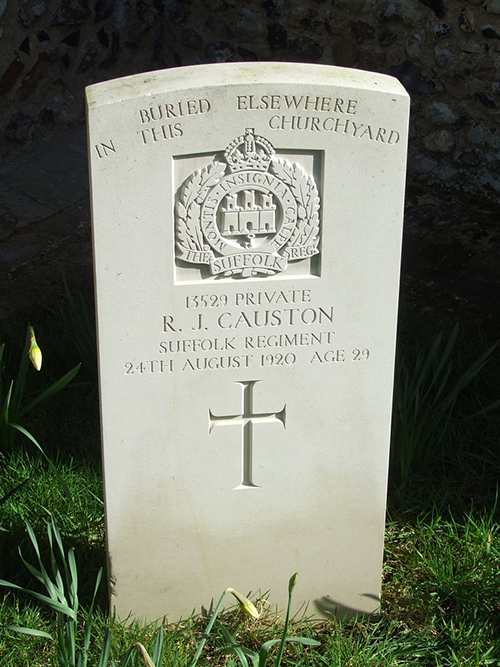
xmin=86 ymin=63 xmax=409 ymax=622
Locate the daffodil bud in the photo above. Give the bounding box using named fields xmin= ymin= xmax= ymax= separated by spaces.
xmin=134 ymin=643 xmax=156 ymax=667
xmin=226 ymin=587 xmax=260 ymax=619
xmin=28 ymin=326 xmax=42 ymax=371
xmin=288 ymin=572 xmax=298 ymax=595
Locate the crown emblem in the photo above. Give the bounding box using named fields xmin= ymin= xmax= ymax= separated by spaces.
xmin=224 ymin=128 xmax=275 ymax=173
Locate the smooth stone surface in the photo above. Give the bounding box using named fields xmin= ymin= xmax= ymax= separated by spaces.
xmin=86 ymin=62 xmax=409 ymax=623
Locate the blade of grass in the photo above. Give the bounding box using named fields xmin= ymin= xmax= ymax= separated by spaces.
xmin=0 ymin=578 xmax=76 ymax=617
xmin=0 ymin=477 xmax=29 ymax=504
xmin=18 ymin=363 xmax=81 ymax=419
xmin=10 ymin=327 xmax=31 ymax=424
xmin=259 ymin=639 xmax=280 ymax=667
xmin=188 ymin=589 xmax=231 ymax=667
xmin=11 ymin=424 xmax=72 ymax=498
xmin=220 ymin=625 xmax=253 ymax=667
xmin=83 ymin=568 xmax=103 ymax=663
xmin=6 ymin=625 xmax=54 ymax=639
xmin=151 ymin=628 xmax=164 ymax=666
xmin=286 ymin=637 xmax=321 ymax=647
xmin=98 ymin=629 xmax=112 ymax=667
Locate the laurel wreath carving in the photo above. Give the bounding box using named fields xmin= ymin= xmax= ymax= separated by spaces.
xmin=270 ymin=158 xmax=320 ymax=251
xmin=176 ymin=155 xmax=320 ymax=267
xmin=176 ymin=161 xmax=226 ymax=255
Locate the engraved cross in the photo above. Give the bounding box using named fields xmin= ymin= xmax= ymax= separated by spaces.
xmin=209 ymin=380 xmax=286 ymax=489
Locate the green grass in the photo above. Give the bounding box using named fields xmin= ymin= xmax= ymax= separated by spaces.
xmin=1 ymin=286 xmax=500 ymax=666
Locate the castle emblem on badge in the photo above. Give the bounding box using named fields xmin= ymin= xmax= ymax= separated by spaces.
xmin=175 ymin=128 xmax=320 ymax=278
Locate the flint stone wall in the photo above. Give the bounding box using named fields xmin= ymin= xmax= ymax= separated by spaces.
xmin=2 ymin=0 xmax=500 ymax=201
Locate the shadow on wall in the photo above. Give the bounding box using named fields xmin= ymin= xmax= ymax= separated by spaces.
xmin=314 ymin=592 xmax=381 ymax=620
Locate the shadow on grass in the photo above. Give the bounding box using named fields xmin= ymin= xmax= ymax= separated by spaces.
xmin=1 ymin=453 xmax=108 ymax=610
xmin=0 ymin=525 xmax=109 ymax=611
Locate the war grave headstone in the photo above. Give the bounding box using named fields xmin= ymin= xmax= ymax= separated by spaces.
xmin=86 ymin=63 xmax=409 ymax=622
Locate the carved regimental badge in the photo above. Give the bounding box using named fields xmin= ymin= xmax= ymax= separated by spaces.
xmin=175 ymin=129 xmax=320 ymax=278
